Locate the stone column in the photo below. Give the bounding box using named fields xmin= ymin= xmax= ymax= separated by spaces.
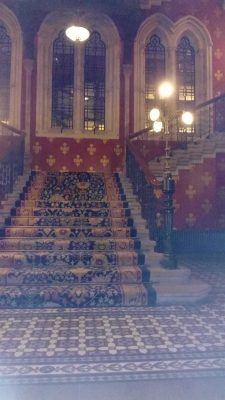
xmin=24 ymin=59 xmax=34 ymax=155
xmin=123 ymin=64 xmax=132 ymax=138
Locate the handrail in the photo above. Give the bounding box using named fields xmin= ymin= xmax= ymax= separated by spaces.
xmin=127 ymin=139 xmax=161 ymax=187
xmin=126 ymin=91 xmax=225 ymax=246
xmin=128 ymin=127 xmax=150 ymax=140
xmin=195 ymin=92 xmax=225 ymax=110
xmin=129 ymin=92 xmax=225 ymax=142
xmin=0 ymin=121 xmax=25 ymax=136
xmin=0 ymin=122 xmax=25 ymax=203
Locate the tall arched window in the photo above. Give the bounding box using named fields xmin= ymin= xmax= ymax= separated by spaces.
xmin=176 ymin=36 xmax=195 ymax=112
xmin=36 ymin=10 xmax=120 ymax=139
xmin=52 ymin=31 xmax=74 ymax=129
xmin=134 ymin=14 xmax=212 ymax=133
xmin=145 ymin=34 xmax=165 ymax=127
xmin=0 ymin=4 xmax=23 ymax=128
xmin=0 ymin=24 xmax=11 ymax=122
xmin=84 ymin=32 xmax=106 ymax=131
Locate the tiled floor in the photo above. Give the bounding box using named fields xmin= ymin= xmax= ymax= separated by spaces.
xmin=0 ymin=252 xmax=225 ymax=394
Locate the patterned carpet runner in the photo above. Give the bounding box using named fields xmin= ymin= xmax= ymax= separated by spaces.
xmin=0 ymin=172 xmax=156 ymax=308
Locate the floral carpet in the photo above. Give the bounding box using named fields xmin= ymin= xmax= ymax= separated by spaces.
xmin=0 ymin=172 xmax=155 ymax=308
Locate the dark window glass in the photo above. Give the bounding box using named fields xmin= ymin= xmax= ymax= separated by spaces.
xmin=51 ymin=31 xmax=74 ymax=129
xmin=176 ymin=36 xmax=195 ymax=132
xmin=176 ymin=36 xmax=195 ymax=108
xmin=84 ymin=31 xmax=106 ymax=131
xmin=145 ymin=34 xmax=165 ymax=127
xmin=0 ymin=24 xmax=11 ymax=121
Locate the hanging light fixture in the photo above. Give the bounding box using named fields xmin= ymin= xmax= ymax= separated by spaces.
xmin=65 ymin=25 xmax=90 ymax=42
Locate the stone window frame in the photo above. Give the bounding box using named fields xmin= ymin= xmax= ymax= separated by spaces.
xmin=133 ymin=13 xmax=213 ymax=132
xmin=36 ymin=9 xmax=121 ymax=139
xmin=0 ymin=4 xmax=23 ymax=129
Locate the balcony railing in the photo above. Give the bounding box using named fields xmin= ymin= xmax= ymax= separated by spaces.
xmin=0 ymin=122 xmax=25 ymax=203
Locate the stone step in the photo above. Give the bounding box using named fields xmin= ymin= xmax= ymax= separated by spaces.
xmin=156 ymin=279 xmax=211 ymax=305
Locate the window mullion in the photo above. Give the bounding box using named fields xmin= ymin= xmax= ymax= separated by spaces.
xmin=74 ymin=44 xmax=84 ymax=135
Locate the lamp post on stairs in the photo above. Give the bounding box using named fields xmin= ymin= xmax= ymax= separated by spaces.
xmin=149 ymin=81 xmax=194 ymax=269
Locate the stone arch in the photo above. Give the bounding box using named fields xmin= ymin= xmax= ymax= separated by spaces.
xmin=0 ymin=3 xmax=23 ymax=128
xmin=133 ymin=13 xmax=213 ymax=131
xmin=36 ymin=9 xmax=121 ymax=139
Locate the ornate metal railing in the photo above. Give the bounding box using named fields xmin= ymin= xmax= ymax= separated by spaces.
xmin=0 ymin=122 xmax=25 ymax=202
xmin=126 ymin=92 xmax=225 ymax=249
xmin=126 ymin=141 xmax=163 ymax=244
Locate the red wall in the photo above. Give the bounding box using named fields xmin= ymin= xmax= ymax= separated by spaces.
xmin=7 ymin=0 xmax=225 ymax=228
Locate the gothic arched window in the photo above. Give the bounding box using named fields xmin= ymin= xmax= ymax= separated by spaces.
xmin=145 ymin=34 xmax=165 ymax=126
xmin=0 ymin=24 xmax=11 ymax=122
xmin=52 ymin=31 xmax=74 ymax=129
xmin=36 ymin=10 xmax=120 ymax=139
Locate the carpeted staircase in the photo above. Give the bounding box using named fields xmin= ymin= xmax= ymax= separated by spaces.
xmin=0 ymin=171 xmax=156 ymax=308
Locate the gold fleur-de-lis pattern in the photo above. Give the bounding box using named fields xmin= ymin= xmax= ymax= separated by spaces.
xmin=114 ymin=144 xmax=122 ymax=156
xmin=33 ymin=142 xmax=42 ymax=154
xmin=100 ymin=155 xmax=109 ymax=168
xmin=87 ymin=144 xmax=96 ymax=156
xmin=46 ymin=155 xmax=56 ymax=167
xmin=32 ymin=138 xmax=124 ymax=174
xmin=60 ymin=142 xmax=70 ymax=155
xmin=73 ymin=154 xmax=83 ymax=167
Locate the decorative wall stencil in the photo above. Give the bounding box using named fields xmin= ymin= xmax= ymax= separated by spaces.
xmin=32 ymin=138 xmax=124 ymax=174
xmin=201 ymin=199 xmax=212 ymax=214
xmin=60 ymin=166 xmax=69 ymax=172
xmin=100 ymin=155 xmax=110 ymax=168
xmin=215 ymin=69 xmax=224 ymax=80
xmin=114 ymin=144 xmax=122 ymax=156
xmin=60 ymin=143 xmax=70 ymax=155
xmin=87 ymin=144 xmax=96 ymax=156
xmin=46 ymin=155 xmax=56 ymax=167
xmin=201 ymin=172 xmax=213 ymax=186
xmin=214 ymin=48 xmax=223 ymax=59
xmin=185 ymin=185 xmax=196 ymax=200
xmin=73 ymin=155 xmax=83 ymax=167
xmin=33 ymin=142 xmax=42 ymax=154
xmin=186 ymin=213 xmax=196 ymax=227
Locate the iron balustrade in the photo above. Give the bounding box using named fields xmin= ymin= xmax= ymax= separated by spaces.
xmin=0 ymin=122 xmax=25 ymax=203
xmin=127 ymin=92 xmax=225 ymax=252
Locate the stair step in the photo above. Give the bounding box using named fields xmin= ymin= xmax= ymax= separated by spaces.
xmin=0 ymin=250 xmax=145 ymax=268
xmin=0 ymin=283 xmax=155 ymax=308
xmin=0 ymin=237 xmax=142 ymax=251
xmin=0 ymin=265 xmax=150 ymax=285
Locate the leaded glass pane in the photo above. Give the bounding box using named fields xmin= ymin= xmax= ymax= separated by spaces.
xmin=176 ymin=36 xmax=195 ymax=107
xmin=51 ymin=31 xmax=74 ymax=129
xmin=0 ymin=24 xmax=11 ymax=122
xmin=145 ymin=35 xmax=165 ymax=127
xmin=84 ymin=32 xmax=106 ymax=132
xmin=176 ymin=36 xmax=195 ymax=132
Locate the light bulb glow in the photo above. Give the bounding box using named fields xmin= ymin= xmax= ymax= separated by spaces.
xmin=153 ymin=120 xmax=163 ymax=133
xmin=65 ymin=26 xmax=90 ymax=42
xmin=159 ymin=81 xmax=174 ymax=99
xmin=182 ymin=111 xmax=194 ymax=125
xmin=149 ymin=108 xmax=160 ymax=122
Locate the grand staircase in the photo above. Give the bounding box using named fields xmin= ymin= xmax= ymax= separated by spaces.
xmin=0 ymin=171 xmax=156 ymax=308
xmin=148 ymin=132 xmax=225 ymax=178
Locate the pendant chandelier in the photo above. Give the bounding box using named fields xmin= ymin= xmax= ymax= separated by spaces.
xmin=65 ymin=25 xmax=90 ymax=42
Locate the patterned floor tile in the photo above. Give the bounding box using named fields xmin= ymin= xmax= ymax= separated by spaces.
xmin=0 ymin=252 xmax=225 ymax=383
